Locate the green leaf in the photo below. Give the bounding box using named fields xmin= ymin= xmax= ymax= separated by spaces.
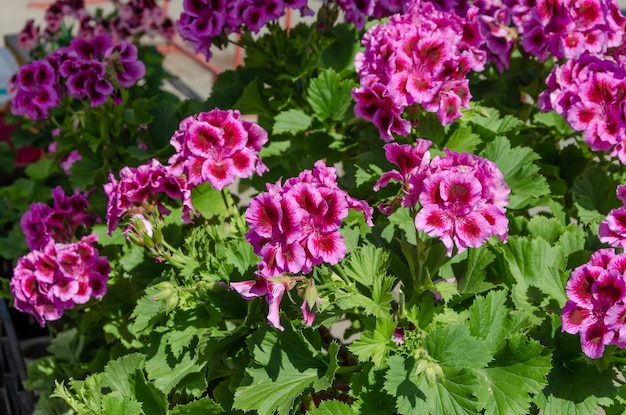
xmin=224 ymin=239 xmax=256 ymax=275
xmin=234 ymin=324 xmax=331 ymax=415
xmin=170 ymin=397 xmax=224 ymax=414
xmin=69 ymin=150 xmax=103 ymax=190
xmin=233 ymin=80 xmax=271 ymax=116
xmin=532 ymin=111 xmax=573 ymax=135
xmin=341 ymin=245 xmax=390 ymax=287
xmin=144 ymin=329 xmax=205 ymax=394
xmin=425 ymin=323 xmax=492 ymax=370
xmin=102 ymin=353 xmax=144 ymax=396
xmin=444 ymin=126 xmax=482 ymax=153
xmin=536 ymin=334 xmax=616 ymax=414
xmin=349 ymin=315 xmax=395 ymax=369
xmin=272 ymin=109 xmax=312 ymax=135
xmin=0 ymin=142 xmax=14 ymax=174
xmin=307 ymin=68 xmax=354 ymax=121
xmin=384 ymin=355 xmax=480 ymax=415
xmin=133 ymin=371 xmax=168 ymax=415
xmin=467 ymin=290 xmax=531 ymax=355
xmin=307 ymin=400 xmax=356 ymax=415
xmin=527 ymin=216 xmax=563 ymax=244
xmin=500 ymin=236 xmax=568 ymax=307
xmin=572 ymin=165 xmax=621 ymax=220
xmin=475 ymin=334 xmax=552 ymax=415
xmin=25 ymin=158 xmax=55 ymax=181
xmin=466 ymin=106 xmax=526 ymax=137
xmin=442 ymin=245 xmax=496 ymax=295
xmin=481 ymin=136 xmax=550 ymax=209
xmin=191 ymin=183 xmax=228 ymax=219
xmin=130 ymin=286 xmax=167 ymax=334
xmin=557 ymin=225 xmax=586 ymax=258
xmin=101 ymin=392 xmax=142 ymax=415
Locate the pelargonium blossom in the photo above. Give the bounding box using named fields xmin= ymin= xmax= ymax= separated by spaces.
xmin=375 ymin=139 xmax=510 ymax=256
xmin=245 ymin=160 xmax=373 ymax=277
xmin=10 ymin=234 xmax=110 ymax=327
xmin=11 ymin=33 xmax=145 ymax=119
xmin=168 ymin=108 xmax=269 ymax=191
xmin=353 ymin=1 xmax=486 ymax=141
xmin=518 ymin=0 xmax=624 ymax=61
xmin=231 ymin=265 xmax=302 ymax=330
xmin=599 ymin=185 xmax=626 ymax=247
xmin=104 ymin=159 xmax=194 ymax=235
xmin=538 ymin=51 xmax=626 ymax=163
xmin=20 ymin=186 xmax=96 ymax=251
xmin=177 ymin=0 xmax=311 ymax=60
xmin=562 ymin=248 xmax=626 ymax=358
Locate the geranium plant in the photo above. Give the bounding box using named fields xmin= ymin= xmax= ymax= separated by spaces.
xmin=4 ymin=0 xmax=626 ymax=414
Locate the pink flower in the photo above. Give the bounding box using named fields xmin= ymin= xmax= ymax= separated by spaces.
xmin=246 ymin=160 xmax=373 ymax=276
xmin=562 ymin=248 xmax=626 ymax=358
xmin=231 ymin=267 xmax=300 ymax=331
xmin=104 ymin=159 xmax=194 ymax=235
xmin=376 ymin=140 xmax=509 ymax=256
xmin=169 ymin=108 xmax=268 ymax=191
xmin=10 ymin=234 xmax=110 ymax=327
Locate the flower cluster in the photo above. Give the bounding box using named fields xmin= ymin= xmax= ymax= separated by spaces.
xmin=518 ymin=0 xmax=625 ymax=61
xmin=177 ymin=0 xmax=312 ymax=60
xmin=11 ymin=33 xmax=145 ymax=119
xmin=20 ymin=186 xmax=96 ymax=251
xmin=538 ymin=51 xmax=626 ymax=163
xmin=375 ymin=139 xmax=510 ymax=256
xmin=18 ymin=0 xmax=175 ymax=52
xmin=352 ymin=1 xmax=486 ymax=141
xmin=104 ymin=159 xmax=194 ymax=235
xmin=245 ymin=160 xmax=374 ymax=277
xmin=168 ymin=108 xmax=269 ymax=191
xmin=336 ymin=0 xmax=406 ymax=29
xmin=10 ymin=234 xmax=110 ymax=327
xmin=107 ymin=0 xmax=176 ymax=41
xmin=562 ymin=248 xmax=626 ymax=358
xmin=599 ymin=185 xmax=626 ymax=247
xmin=429 ymin=0 xmax=520 ymax=71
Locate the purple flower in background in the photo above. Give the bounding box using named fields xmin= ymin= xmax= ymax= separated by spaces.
xmin=10 ymin=60 xmax=60 ymax=119
xmin=20 ymin=187 xmax=96 ymax=251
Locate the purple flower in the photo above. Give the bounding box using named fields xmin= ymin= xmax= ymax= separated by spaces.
xmin=20 ymin=187 xmax=96 ymax=251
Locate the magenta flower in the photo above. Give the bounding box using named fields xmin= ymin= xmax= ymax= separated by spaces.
xmin=168 ymin=108 xmax=268 ymax=191
xmin=10 ymin=234 xmax=110 ymax=327
xmin=104 ymin=159 xmax=194 ymax=235
xmin=20 ymin=187 xmax=96 ymax=251
xmin=519 ymin=0 xmax=624 ymax=61
xmin=231 ymin=266 xmax=300 ymax=330
xmin=599 ymin=183 xmax=626 ymax=248
xmin=375 ymin=140 xmax=509 ymax=256
xmin=246 ymin=160 xmax=373 ymax=277
xmin=562 ymin=249 xmax=626 ymax=358
xmin=353 ymin=1 xmax=487 ymax=140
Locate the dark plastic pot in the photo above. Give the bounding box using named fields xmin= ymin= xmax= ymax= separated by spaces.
xmin=0 ymin=298 xmax=37 ymax=415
